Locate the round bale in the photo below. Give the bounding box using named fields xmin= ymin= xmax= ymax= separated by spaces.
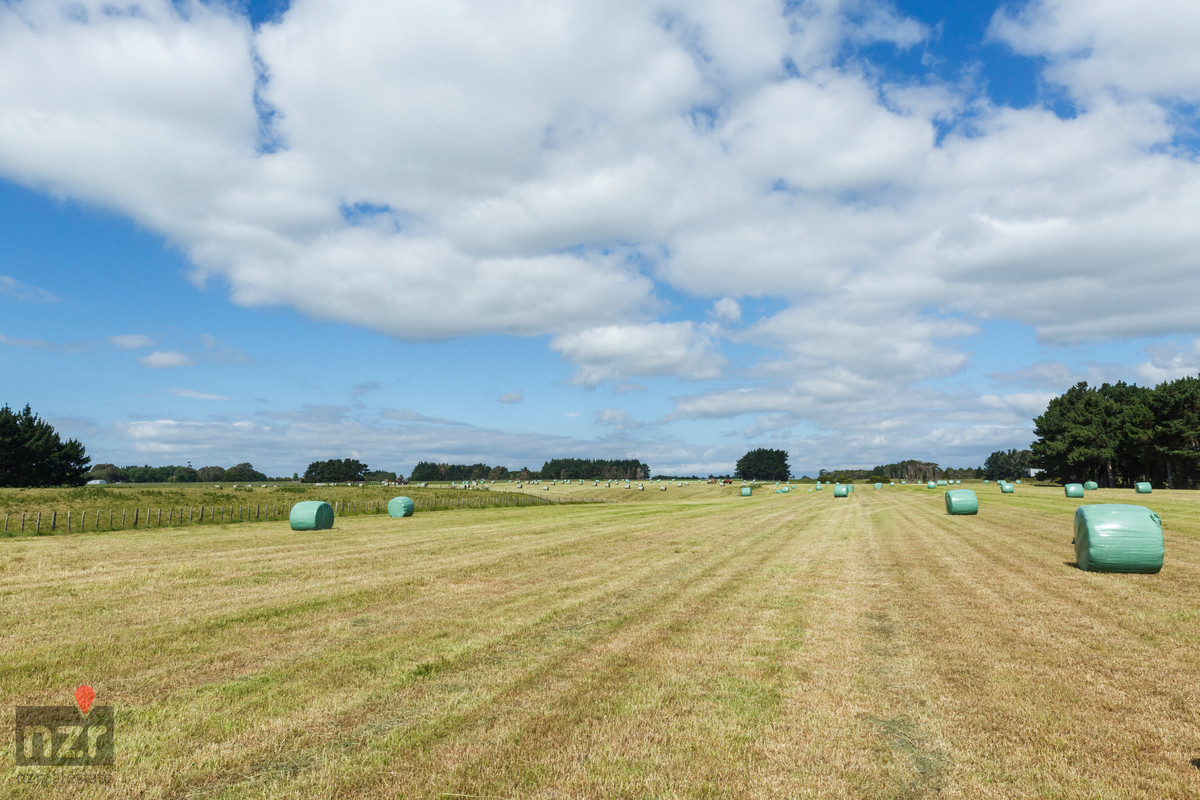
xmin=741 ymin=487 xmax=752 ymax=496
xmin=834 ymin=484 xmax=850 ymax=497
xmin=945 ymin=489 xmax=979 ymax=515
xmin=290 ymin=501 xmax=334 ymax=531
xmin=1073 ymin=504 xmax=1163 ymax=573
xmin=926 ymin=481 xmax=937 ymax=489
xmin=1065 ymin=484 xmax=1085 ymax=498
xmin=1083 ymin=481 xmax=1099 ymax=490
xmin=1136 ymin=482 xmax=1152 ymax=494
xmin=388 ymin=496 xmax=415 ymax=518
xmin=1000 ymin=482 xmax=1015 ymax=494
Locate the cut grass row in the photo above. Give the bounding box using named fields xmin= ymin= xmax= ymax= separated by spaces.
xmin=2 ymin=485 xmax=1198 ymax=798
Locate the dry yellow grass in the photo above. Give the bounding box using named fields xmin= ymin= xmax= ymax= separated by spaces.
xmin=2 ymin=484 xmax=1198 ymax=798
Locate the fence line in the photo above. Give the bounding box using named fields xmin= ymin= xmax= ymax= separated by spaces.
xmin=0 ymin=492 xmax=601 ymax=537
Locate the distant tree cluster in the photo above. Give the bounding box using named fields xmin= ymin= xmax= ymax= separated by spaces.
xmin=982 ymin=449 xmax=1035 ymax=481
xmin=735 ymin=449 xmax=790 ymax=481
xmin=814 ymin=461 xmax=982 ymax=484
xmin=303 ymin=458 xmax=369 ymax=483
xmin=87 ymin=462 xmax=269 ymax=483
xmin=405 ymin=459 xmax=650 ymax=482
xmin=408 ymin=462 xmax=514 ymax=482
xmin=1032 ymin=377 xmax=1200 ymax=488
xmin=0 ymin=404 xmax=90 ymax=487
xmin=539 ymin=458 xmax=648 ymax=480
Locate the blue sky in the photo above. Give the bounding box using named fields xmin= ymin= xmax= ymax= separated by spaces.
xmin=4 ymin=0 xmax=1200 ymax=478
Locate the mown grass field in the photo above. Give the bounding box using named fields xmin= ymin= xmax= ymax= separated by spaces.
xmin=2 ymin=483 xmax=1199 ymax=798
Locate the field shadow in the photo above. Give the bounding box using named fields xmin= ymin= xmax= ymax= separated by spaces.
xmin=1062 ymin=561 xmax=1079 ymax=569
xmin=1191 ymin=757 xmax=1200 ymax=770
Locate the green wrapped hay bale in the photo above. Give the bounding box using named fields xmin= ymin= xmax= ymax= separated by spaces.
xmin=1073 ymin=504 xmax=1163 ymax=573
xmin=781 ymin=486 xmax=790 ymax=493
xmin=290 ymin=501 xmax=334 ymax=531
xmin=834 ymin=484 xmax=850 ymax=497
xmin=874 ymin=483 xmax=883 ymax=490
xmin=1083 ymin=481 xmax=1099 ymax=491
xmin=1136 ymin=482 xmax=1152 ymax=494
xmin=936 ymin=480 xmax=948 ymax=486
xmin=1015 ymin=479 xmax=1022 ymax=484
xmin=926 ymin=480 xmax=937 ymax=489
xmin=847 ymin=484 xmax=854 ymax=493
xmin=388 ymin=496 xmax=415 ymax=518
xmin=815 ymin=483 xmax=823 ymax=491
xmin=1000 ymin=482 xmax=1015 ymax=494
xmin=945 ymin=489 xmax=979 ymax=515
xmin=741 ymin=487 xmax=752 ymax=496
xmin=1065 ymin=484 xmax=1085 ymax=498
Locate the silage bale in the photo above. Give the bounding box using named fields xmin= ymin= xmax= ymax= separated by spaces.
xmin=1083 ymin=481 xmax=1099 ymax=491
xmin=1136 ymin=482 xmax=1152 ymax=494
xmin=874 ymin=483 xmax=882 ymax=490
xmin=781 ymin=486 xmax=790 ymax=492
xmin=936 ymin=480 xmax=948 ymax=486
xmin=834 ymin=484 xmax=849 ymax=497
xmin=926 ymin=481 xmax=937 ymax=489
xmin=290 ymin=501 xmax=334 ymax=531
xmin=1065 ymin=484 xmax=1085 ymax=498
xmin=1073 ymin=504 xmax=1163 ymax=573
xmin=741 ymin=487 xmax=752 ymax=496
xmin=1000 ymin=482 xmax=1015 ymax=494
xmin=815 ymin=483 xmax=824 ymax=491
xmin=945 ymin=489 xmax=979 ymax=515
xmin=388 ymin=496 xmax=415 ymax=518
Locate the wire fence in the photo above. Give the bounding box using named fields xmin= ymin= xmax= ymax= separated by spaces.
xmin=0 ymin=491 xmax=602 ymax=537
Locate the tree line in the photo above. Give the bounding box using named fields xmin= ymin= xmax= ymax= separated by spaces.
xmin=87 ymin=463 xmax=273 ymax=484
xmin=1031 ymin=377 xmax=1200 ymax=488
xmin=409 ymin=458 xmax=650 ymax=482
xmin=0 ymin=404 xmax=90 ymax=487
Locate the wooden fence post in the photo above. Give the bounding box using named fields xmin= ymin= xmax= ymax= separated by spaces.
xmin=36 ymin=512 xmax=42 ymax=533
xmin=21 ymin=512 xmax=25 ymax=533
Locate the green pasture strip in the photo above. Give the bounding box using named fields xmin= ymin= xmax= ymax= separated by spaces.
xmin=2 ymin=487 xmax=1199 ymax=798
xmin=0 ymin=484 xmax=586 ymax=538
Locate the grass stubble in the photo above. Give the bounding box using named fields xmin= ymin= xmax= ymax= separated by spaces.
xmin=1 ymin=484 xmax=1198 ymax=798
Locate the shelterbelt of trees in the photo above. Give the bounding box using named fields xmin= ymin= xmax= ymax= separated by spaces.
xmin=1032 ymin=376 xmax=1200 ymax=489
xmin=409 ymin=458 xmax=650 ymax=482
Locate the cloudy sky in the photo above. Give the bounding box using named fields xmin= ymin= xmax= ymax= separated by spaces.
xmin=3 ymin=0 xmax=1200 ymax=478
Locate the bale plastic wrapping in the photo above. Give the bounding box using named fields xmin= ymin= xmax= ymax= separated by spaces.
xmin=1073 ymin=504 xmax=1163 ymax=573
xmin=1136 ymin=482 xmax=1152 ymax=494
xmin=289 ymin=501 xmax=334 ymax=531
xmin=1000 ymin=483 xmax=1015 ymax=494
xmin=1083 ymin=481 xmax=1099 ymax=490
xmin=945 ymin=489 xmax=979 ymax=515
xmin=1065 ymin=484 xmax=1085 ymax=498
xmin=388 ymin=496 xmax=415 ymax=518
xmin=834 ymin=484 xmax=850 ymax=497
xmin=741 ymin=487 xmax=752 ymax=496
